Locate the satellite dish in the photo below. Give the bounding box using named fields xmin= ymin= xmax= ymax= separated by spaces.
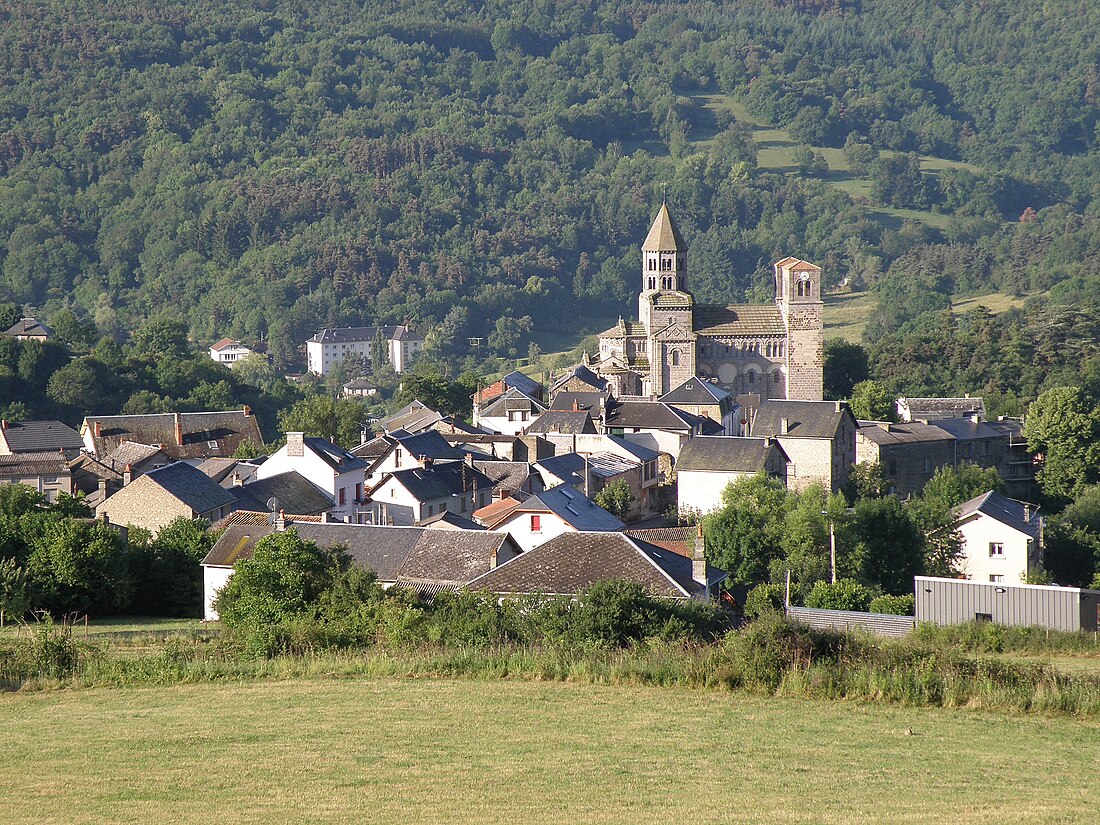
xmin=267 ymin=496 xmax=279 ymax=513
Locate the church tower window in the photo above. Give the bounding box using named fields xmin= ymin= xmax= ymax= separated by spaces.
xmin=671 ymin=350 xmax=680 ymax=366
xmin=748 ymin=370 xmax=756 ymax=384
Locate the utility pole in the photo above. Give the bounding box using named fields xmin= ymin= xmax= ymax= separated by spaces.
xmin=822 ymin=509 xmax=837 ymax=584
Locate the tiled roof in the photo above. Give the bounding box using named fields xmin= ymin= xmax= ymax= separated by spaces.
xmin=642 ymin=203 xmax=686 ymax=252
xmin=955 ymin=491 xmax=1040 ymax=539
xmin=103 ymin=441 xmax=165 ymax=470
xmin=3 ymin=317 xmax=52 ymax=337
xmin=0 ymin=420 xmax=83 ymax=453
xmin=0 ymin=451 xmax=70 ymax=477
xmin=306 ymin=325 xmax=413 ymax=344
xmin=379 ymin=400 xmax=443 ymax=434
xmin=466 ymin=532 xmax=705 ymax=598
xmin=83 ymin=410 xmax=264 ymax=460
xmin=142 ymin=462 xmax=237 ymax=514
xmin=535 ymin=452 xmax=638 ymax=487
xmin=525 ymin=411 xmax=597 ymax=435
xmin=677 ymin=436 xmax=782 ymax=473
xmin=229 ymin=471 xmax=333 ymax=515
xmin=624 ymin=526 xmax=697 ymax=558
xmin=203 ymin=523 xmax=514 ymax=590
xmin=660 ymin=378 xmax=731 ymax=405
xmin=897 ymin=396 xmax=985 ymax=422
xmin=478 ymin=386 xmax=547 ymax=418
xmin=693 ymin=304 xmax=785 ymax=337
xmin=603 ymin=401 xmax=694 ymax=432
xmin=856 ymin=421 xmax=955 ymax=446
xmin=751 ymin=400 xmax=850 ymax=440
xmin=416 ymin=511 xmax=485 ymax=530
xmin=501 ymin=484 xmax=624 ymax=532
xmin=549 ymin=391 xmax=606 ymax=418
xmin=210 ymin=338 xmax=242 ymax=352
xmin=471 ymin=460 xmax=537 ymax=496
xmin=378 ymin=462 xmax=494 ymax=502
xmin=473 ymin=495 xmax=523 ymax=525
xmin=303 ymin=437 xmax=370 ymax=472
xmin=929 ymin=417 xmax=1003 ymax=443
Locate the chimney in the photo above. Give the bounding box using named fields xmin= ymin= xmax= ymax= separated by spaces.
xmin=583 ymin=453 xmax=591 ymax=498
xmin=693 ymin=524 xmax=707 ymax=588
xmin=834 ymin=400 xmax=842 ymax=412
xmin=98 ymin=478 xmax=107 ymax=500
xmin=123 ymin=464 xmax=132 ymax=486
xmin=275 ymin=510 xmax=287 ymax=531
xmin=94 ymin=421 xmax=102 ymax=438
xmin=494 ymin=487 xmax=506 ymax=501
xmin=572 ymin=398 xmax=580 ymax=412
xmin=1 ymin=420 xmax=6 ymax=430
xmin=1023 ymin=503 xmax=1031 ymax=522
xmin=321 ymin=512 xmax=330 ymax=523
xmin=242 ymin=405 xmax=251 ymax=417
xmin=232 ymin=471 xmax=243 ymax=486
xmin=174 ymin=412 xmax=183 ymax=447
xmin=287 ymin=432 xmax=305 ymax=457
xmin=489 ymin=548 xmax=498 ymax=570
xmin=419 ymin=455 xmax=432 ymax=468
xmin=780 ymin=417 xmax=790 ymax=435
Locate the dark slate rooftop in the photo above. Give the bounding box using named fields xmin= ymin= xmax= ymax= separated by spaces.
xmin=143 ymin=461 xmax=237 ymax=514
xmin=535 ymin=452 xmax=638 ymax=487
xmin=898 ymin=396 xmax=985 ymax=422
xmin=303 ymin=437 xmax=370 ymax=472
xmin=478 ymin=386 xmax=547 ymax=418
xmin=955 ymin=490 xmax=1040 ymax=539
xmin=551 ymin=364 xmax=608 ymax=394
xmin=524 ymin=411 xmax=597 ymax=435
xmin=549 ymin=391 xmax=607 ymax=419
xmin=203 ymin=523 xmax=514 ymax=591
xmin=378 ymin=400 xmax=442 ymax=433
xmin=466 ymin=531 xmax=709 ymax=599
xmin=230 ymin=471 xmax=333 ymax=515
xmin=380 ymin=462 xmax=495 ymax=502
xmin=3 ymin=317 xmax=52 ymax=338
xmin=306 ymin=324 xmax=420 ymax=344
xmin=0 ymin=451 xmax=70 ymax=477
xmin=416 ymin=511 xmax=486 ymax=530
xmin=0 ymin=420 xmax=83 ymax=453
xmin=505 ymin=484 xmax=624 ymax=532
xmin=751 ymin=400 xmax=850 ymax=440
xmin=676 ymin=436 xmax=782 ymax=473
xmin=103 ymin=441 xmax=165 ymax=470
xmin=83 ymin=410 xmax=264 ymax=460
xmin=856 ymin=420 xmax=955 ymax=446
xmin=603 ymin=401 xmax=695 ymax=432
xmin=471 ymin=460 xmax=537 ymax=496
xmin=931 ymin=417 xmax=1004 ymax=443
xmin=660 ymin=378 xmax=732 ymax=405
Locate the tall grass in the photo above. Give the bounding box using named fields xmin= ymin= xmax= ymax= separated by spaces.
xmin=5 ymin=615 xmax=1100 ymax=716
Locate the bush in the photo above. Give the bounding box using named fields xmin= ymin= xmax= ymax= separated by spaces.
xmin=744 ymin=583 xmax=785 ymax=617
xmin=804 ymin=579 xmax=874 ymax=611
xmin=869 ymin=594 xmax=915 ymax=615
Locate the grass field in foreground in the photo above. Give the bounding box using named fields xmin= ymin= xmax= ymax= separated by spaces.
xmin=1 ymin=678 xmax=1096 ymax=824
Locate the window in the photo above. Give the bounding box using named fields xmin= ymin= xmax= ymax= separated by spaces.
xmin=923 ymin=457 xmax=931 ymax=473
xmin=394 ymin=449 xmax=402 ymax=468
xmin=648 ymin=259 xmax=656 ymax=271
xmin=888 ymin=460 xmax=897 ymax=476
xmin=355 ymin=483 xmax=362 ymax=502
xmin=671 ymin=350 xmax=680 ymax=367
xmin=426 ymin=505 xmax=433 ymax=517
xmin=531 ymin=514 xmax=541 ymax=533
xmin=989 ymin=542 xmax=1004 ymax=557
xmin=975 ymin=612 xmax=993 ymax=622
xmin=989 ymin=575 xmax=1004 ymax=583
xmin=339 ymin=487 xmax=347 ymax=505
xmin=772 ymin=370 xmax=781 ymax=384
xmin=460 ymin=497 xmax=467 ymax=513
xmin=748 ymin=370 xmax=756 ymax=384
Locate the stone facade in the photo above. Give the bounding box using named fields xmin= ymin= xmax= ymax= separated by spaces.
xmin=596 ymin=206 xmax=823 ymax=400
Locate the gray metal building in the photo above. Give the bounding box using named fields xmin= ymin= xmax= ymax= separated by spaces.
xmin=916 ymin=576 xmax=1100 ymax=632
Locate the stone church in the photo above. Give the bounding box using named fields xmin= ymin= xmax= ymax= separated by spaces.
xmin=596 ymin=204 xmax=824 ymax=401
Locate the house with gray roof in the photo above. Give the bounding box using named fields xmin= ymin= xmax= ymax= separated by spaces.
xmin=68 ymin=453 xmax=122 ymax=508
xmin=474 ymin=370 xmax=546 ymax=407
xmin=749 ymin=400 xmax=856 ymax=492
xmin=855 ymin=420 xmax=957 ymax=499
xmin=534 ymin=450 xmax=657 ymax=518
xmin=677 ymin=436 xmax=789 ymax=513
xmin=81 ymin=408 xmax=264 ymax=461
xmin=471 ymin=460 xmax=543 ymax=500
xmin=550 ymin=363 xmax=608 ymax=395
xmin=229 ymin=471 xmax=335 ymax=517
xmin=201 ymin=521 xmax=520 ymax=619
xmin=357 ymin=428 xmax=466 ymax=487
xmin=368 ymin=458 xmax=495 ymax=526
xmin=897 ymin=395 xmax=985 ymax=423
xmin=101 ymin=441 xmax=171 ymax=479
xmin=0 ymin=419 xmax=84 ymax=458
xmin=96 ymin=461 xmax=237 ymax=535
xmin=305 ymin=323 xmax=423 ymax=375
xmin=954 ymin=490 xmax=1042 ymax=586
xmin=3 ymin=317 xmax=52 ymax=341
xmin=601 ymin=400 xmax=701 ymax=460
xmin=257 ymin=433 xmax=369 ymax=522
xmin=378 ymin=399 xmax=444 ymax=434
xmin=660 ymin=378 xmax=741 ymax=435
xmin=481 ymin=483 xmax=624 ymax=552
xmin=933 ymin=416 xmax=1006 ymax=473
xmin=475 ymin=386 xmax=548 ymax=436
xmin=525 ymin=410 xmax=598 ymax=436
xmin=0 ymin=452 xmax=73 ymax=503
xmin=466 ymin=530 xmax=725 ymax=601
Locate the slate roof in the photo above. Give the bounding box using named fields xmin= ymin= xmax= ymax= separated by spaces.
xmin=603 ymin=401 xmax=694 ymax=432
xmin=306 ymin=325 xmax=421 ymax=344
xmin=343 ymin=377 xmax=378 ymax=391
xmin=494 ymin=484 xmax=624 ymax=532
xmin=0 ymin=420 xmax=83 ymax=453
xmin=549 ymin=391 xmax=606 ymax=418
xmin=141 ymin=462 xmax=237 ymax=514
xmin=535 ymin=452 xmax=639 ymax=487
xmin=466 ymin=532 xmax=707 ymax=599
xmin=302 ymin=437 xmax=370 ymax=472
xmin=676 ymin=436 xmax=783 ymax=473
xmin=751 ymin=400 xmax=850 ymax=440
xmin=68 ymin=453 xmax=122 ymax=495
xmin=417 ymin=511 xmax=485 ymax=530
xmin=3 ymin=317 xmax=52 ymax=338
xmin=379 ymin=400 xmax=443 ymax=433
xmin=229 ymin=471 xmax=333 ymax=515
xmin=202 ymin=523 xmax=515 ymax=591
xmin=102 ymin=441 xmax=165 ymax=471
xmin=355 ymin=429 xmax=465 ymax=467
xmin=82 ymin=410 xmax=264 ymax=460
xmin=624 ymin=526 xmax=697 ymax=558
xmin=550 ymin=364 xmax=608 ymax=394
xmin=478 ymin=386 xmax=547 ymax=418
xmin=660 ymin=378 xmax=731 ymax=405
xmin=897 ymin=396 xmax=985 ymax=422
xmin=955 ymin=491 xmax=1040 ymax=539
xmin=197 ymin=457 xmax=261 ymax=487
xmin=524 ymin=411 xmax=597 ymax=435
xmin=378 ymin=462 xmax=495 ymax=502
xmin=499 ymin=370 xmax=543 ymax=399
xmin=0 ymin=451 xmax=70 ymax=477
xmin=471 ymin=460 xmax=537 ymax=496
xmin=642 ymin=203 xmax=686 ymax=252
xmin=856 ymin=421 xmax=955 ymax=446
xmin=693 ymin=304 xmax=785 ymax=337
xmin=931 ymin=417 xmax=1004 ymax=443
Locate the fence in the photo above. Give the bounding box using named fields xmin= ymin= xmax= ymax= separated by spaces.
xmin=786 ymin=606 xmax=916 ymax=638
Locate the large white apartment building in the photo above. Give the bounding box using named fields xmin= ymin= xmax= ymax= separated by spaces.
xmin=305 ymin=324 xmax=424 ymax=375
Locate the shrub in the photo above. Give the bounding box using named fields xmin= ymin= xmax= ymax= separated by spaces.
xmin=804 ymin=579 xmax=874 ymax=611
xmin=744 ymin=583 xmax=785 ymax=617
xmin=869 ymin=594 xmax=915 ymax=615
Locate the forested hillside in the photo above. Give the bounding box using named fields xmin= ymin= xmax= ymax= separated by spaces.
xmin=1 ymin=0 xmax=1099 ymax=398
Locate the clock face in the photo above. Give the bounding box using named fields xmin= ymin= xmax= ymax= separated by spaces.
xmin=798 ymin=271 xmax=810 ymax=282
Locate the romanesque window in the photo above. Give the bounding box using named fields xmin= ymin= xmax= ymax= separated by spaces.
xmin=648 ymin=277 xmax=656 ymax=290
xmin=748 ymin=370 xmax=756 ymax=384
xmin=772 ymin=370 xmax=781 ymax=383
xmin=648 ymin=259 xmax=656 ymax=271
xmin=671 ymin=350 xmax=680 ymax=366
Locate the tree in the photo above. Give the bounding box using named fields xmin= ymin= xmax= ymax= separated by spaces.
xmin=848 ymin=380 xmax=895 ymax=421
xmin=214 ymin=529 xmax=341 ymax=627
xmin=1041 ymin=485 xmax=1100 ymax=586
xmin=25 ymin=519 xmax=133 ymax=615
xmin=702 ymin=475 xmax=791 ymax=584
xmin=129 ymin=517 xmax=216 ymax=616
xmin=0 ymin=557 xmax=29 ymax=626
xmin=1024 ymin=386 xmax=1100 ymax=503
xmin=848 ymin=496 xmax=924 ymax=595
xmin=908 ymin=496 xmax=965 ymax=578
xmin=850 ymin=461 xmax=888 ymax=499
xmin=129 ymin=318 xmax=191 ymax=360
xmin=278 ymin=394 xmax=371 ymax=450
xmin=804 ymin=579 xmax=873 ymax=611
xmin=395 ymin=363 xmax=475 ymax=417
xmin=50 ymin=308 xmax=97 ymax=350
xmin=823 ymin=339 xmax=869 ymax=401
xmin=921 ymin=463 xmax=1004 ymax=507
xmin=594 ymin=479 xmax=634 ymax=519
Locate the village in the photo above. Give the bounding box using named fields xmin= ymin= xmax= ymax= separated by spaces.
xmin=1 ymin=206 xmax=1081 ymax=635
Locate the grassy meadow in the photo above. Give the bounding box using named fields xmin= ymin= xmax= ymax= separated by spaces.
xmin=1 ymin=676 xmax=1097 ymax=825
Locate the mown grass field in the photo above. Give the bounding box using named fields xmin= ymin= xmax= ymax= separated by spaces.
xmin=822 ymin=290 xmax=1030 ymax=343
xmin=0 ymin=676 xmax=1096 ymax=825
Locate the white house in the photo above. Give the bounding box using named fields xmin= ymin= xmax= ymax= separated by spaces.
xmin=368 ymin=458 xmax=494 ymax=526
xmin=481 ymin=483 xmax=624 ymax=552
xmin=676 ymin=436 xmax=789 ymax=514
xmin=209 ymin=338 xmax=253 ymax=366
xmin=954 ymin=490 xmax=1042 ymax=585
xmin=355 ymin=429 xmax=466 ymax=488
xmin=305 ymin=324 xmax=423 ymax=375
xmin=255 ymin=433 xmax=368 ymax=522
xmin=474 ymin=386 xmax=548 ymax=436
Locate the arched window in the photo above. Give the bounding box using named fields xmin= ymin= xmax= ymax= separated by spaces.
xmin=772 ymin=369 xmax=781 ymax=383
xmin=648 ymin=277 xmax=656 ymax=290
xmin=671 ymin=350 xmax=680 ymax=367
xmin=748 ymin=370 xmax=756 ymax=384
xmin=796 ymin=280 xmax=805 ymax=297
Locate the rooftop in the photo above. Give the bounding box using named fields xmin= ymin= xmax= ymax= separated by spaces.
xmin=751 ymin=400 xmax=850 ymax=440
xmin=677 ymin=436 xmax=783 ymax=473
xmin=141 ymin=462 xmax=238 ymax=515
xmin=307 ymin=325 xmax=422 ymax=344
xmin=499 ymin=483 xmax=624 ymax=532
xmin=856 ymin=420 xmax=956 ymax=446
xmin=229 ymin=471 xmax=334 ymax=515
xmin=642 ymin=203 xmax=686 ymax=252
xmin=0 ymin=419 xmax=84 ymax=453
xmin=955 ymin=490 xmax=1040 ymax=539
xmin=693 ymin=304 xmax=785 ymax=337
xmin=83 ymin=410 xmax=264 ymax=461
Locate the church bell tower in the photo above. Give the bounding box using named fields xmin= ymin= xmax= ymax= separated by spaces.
xmin=775 ymin=258 xmax=824 ymax=401
xmin=639 ymin=202 xmax=688 ymax=329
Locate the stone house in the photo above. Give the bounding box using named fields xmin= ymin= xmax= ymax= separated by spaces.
xmin=81 ymin=408 xmax=264 ymax=461
xmin=855 ymin=420 xmax=957 ymax=499
xmin=0 ymin=452 xmax=73 ymax=503
xmin=96 ymin=462 xmax=237 ymax=535
xmin=749 ymin=400 xmax=857 ymax=492
xmin=368 ymin=457 xmax=494 ymax=526
xmin=676 ymin=436 xmax=789 ymax=514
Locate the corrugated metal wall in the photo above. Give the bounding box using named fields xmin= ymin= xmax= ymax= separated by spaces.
xmin=915 ymin=576 xmax=1100 ymax=632
xmin=786 ymin=606 xmax=916 ymax=638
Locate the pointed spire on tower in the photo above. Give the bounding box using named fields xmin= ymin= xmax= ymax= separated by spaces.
xmin=642 ymin=203 xmax=686 ymax=252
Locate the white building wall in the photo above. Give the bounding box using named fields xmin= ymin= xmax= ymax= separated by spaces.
xmin=479 ymin=412 xmax=532 ymax=437
xmin=203 ymin=566 xmax=234 ymax=621
xmin=493 ymin=512 xmax=573 ymax=553
xmin=958 ymin=515 xmax=1036 ymax=586
xmin=677 ymin=469 xmax=757 ymax=515
xmin=256 ymin=445 xmax=361 ymax=520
